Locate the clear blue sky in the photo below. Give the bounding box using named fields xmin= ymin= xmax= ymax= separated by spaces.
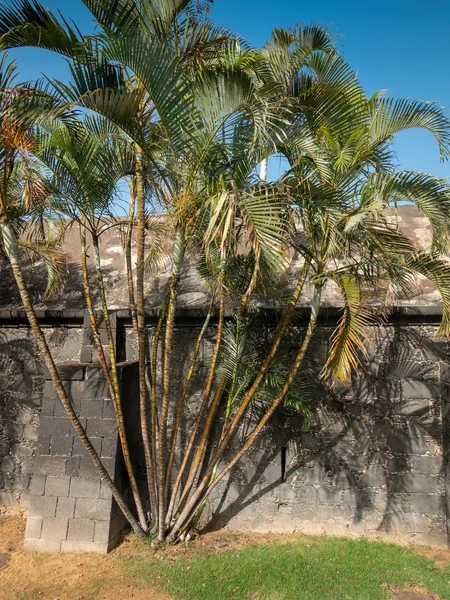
xmin=8 ymin=0 xmax=450 ymax=181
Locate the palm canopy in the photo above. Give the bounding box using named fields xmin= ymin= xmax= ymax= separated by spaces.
xmin=277 ymin=76 xmax=450 ymax=382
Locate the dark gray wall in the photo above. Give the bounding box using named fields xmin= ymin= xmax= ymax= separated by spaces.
xmin=1 ymin=310 xmax=449 ymax=549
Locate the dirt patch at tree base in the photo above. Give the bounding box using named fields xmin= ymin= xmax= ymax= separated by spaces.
xmin=0 ymin=516 xmax=171 ymax=600
xmin=394 ymin=591 xmax=440 ymax=600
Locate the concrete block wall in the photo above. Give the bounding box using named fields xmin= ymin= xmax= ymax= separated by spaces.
xmin=206 ymin=323 xmax=450 ymax=549
xmin=23 ymin=362 xmax=136 ymax=553
xmin=0 ymin=324 xmax=82 ymax=510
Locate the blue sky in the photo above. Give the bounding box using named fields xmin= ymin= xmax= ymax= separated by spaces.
xmin=8 ymin=0 xmax=450 ymax=181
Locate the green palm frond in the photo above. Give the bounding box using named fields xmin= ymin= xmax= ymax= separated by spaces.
xmin=405 ymin=252 xmax=450 ymax=336
xmin=322 ymin=272 xmax=380 ymax=382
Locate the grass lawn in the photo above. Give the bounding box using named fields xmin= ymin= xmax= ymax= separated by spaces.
xmin=126 ymin=534 xmax=450 ymax=600
xmin=1 ymin=516 xmax=450 ymax=599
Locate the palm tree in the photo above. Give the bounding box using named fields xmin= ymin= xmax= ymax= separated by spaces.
xmin=2 ymin=0 xmax=450 ymax=545
xmin=0 ymin=53 xmax=147 ymax=538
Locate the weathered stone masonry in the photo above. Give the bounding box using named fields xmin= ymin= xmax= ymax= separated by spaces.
xmin=1 ymin=307 xmax=450 ymax=550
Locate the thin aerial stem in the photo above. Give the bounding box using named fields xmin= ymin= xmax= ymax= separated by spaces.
xmin=176 ymin=285 xmax=226 ymax=512
xmin=135 ymin=148 xmax=158 ymax=528
xmin=1 ymin=220 xmax=145 ymax=539
xmin=168 ymin=286 xmax=322 ymax=542
xmin=125 ymin=178 xmax=138 ymax=335
xmin=91 ymin=231 xmax=147 ymax=531
xmin=157 ymin=228 xmax=185 ymax=541
xmin=165 ymin=274 xmax=225 ymax=526
xmin=163 ymin=285 xmax=218 ymax=513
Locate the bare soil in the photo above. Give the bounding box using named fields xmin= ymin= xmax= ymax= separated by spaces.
xmin=0 ymin=516 xmax=170 ymax=600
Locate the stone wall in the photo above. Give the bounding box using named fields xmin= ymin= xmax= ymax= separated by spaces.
xmin=208 ymin=321 xmax=448 ymax=548
xmin=1 ymin=309 xmax=449 ymax=549
xmin=0 ymin=315 xmax=82 ymax=510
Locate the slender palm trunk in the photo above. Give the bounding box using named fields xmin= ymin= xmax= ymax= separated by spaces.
xmin=168 ymin=286 xmax=321 ymax=542
xmin=165 ymin=276 xmax=225 ymax=526
xmin=260 ymin=157 xmax=268 ymax=182
xmin=163 ymin=286 xmax=218 ymax=514
xmin=1 ymin=220 xmax=145 ymax=539
xmin=176 ymin=286 xmax=226 ymax=512
xmin=157 ymin=228 xmax=185 ymax=541
xmin=135 ymin=148 xmax=158 ymax=527
xmin=126 ymin=179 xmax=138 ymax=334
xmin=91 ymin=231 xmax=147 ymax=531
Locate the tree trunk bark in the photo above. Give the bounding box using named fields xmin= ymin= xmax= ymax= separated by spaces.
xmin=135 ymin=148 xmax=158 ymax=528
xmin=168 ymin=286 xmax=321 ymax=542
xmin=1 ymin=220 xmax=146 ymax=539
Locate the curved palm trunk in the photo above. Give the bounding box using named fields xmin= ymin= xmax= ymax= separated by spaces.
xmin=1 ymin=220 xmax=146 ymax=539
xmin=168 ymin=286 xmax=322 ymax=542
xmin=165 ymin=277 xmax=225 ymax=526
xmin=157 ymin=228 xmax=185 ymax=541
xmin=125 ymin=179 xmax=138 ymax=334
xmin=163 ymin=286 xmax=218 ymax=514
xmin=91 ymin=231 xmax=147 ymax=531
xmin=176 ymin=286 xmax=226 ymax=512
xmin=135 ymin=149 xmax=158 ymax=527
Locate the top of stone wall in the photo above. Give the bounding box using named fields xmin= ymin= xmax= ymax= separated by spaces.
xmin=0 ymin=205 xmax=442 ymax=311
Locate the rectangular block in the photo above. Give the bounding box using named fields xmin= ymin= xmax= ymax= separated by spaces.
xmin=65 ymin=457 xmax=80 ymax=477
xmin=33 ymin=456 xmax=67 ymax=477
xmin=25 ymin=516 xmax=43 ymax=539
xmin=101 ymin=437 xmax=118 ymax=458
xmin=67 ymin=518 xmax=95 ymax=542
xmin=391 ymin=474 xmax=438 ymax=493
xmin=410 ymin=493 xmax=443 ymax=515
xmin=86 ymin=419 xmax=117 ymax=438
xmin=93 ymin=520 xmax=110 ymax=543
xmin=56 ymin=497 xmax=76 ymax=518
xmin=60 ymin=540 xmax=107 ymax=553
xmin=29 ymin=475 xmax=46 ymax=496
xmin=40 ymin=517 xmax=69 ymax=541
xmin=69 ymin=478 xmax=100 ymax=499
xmin=38 ymin=416 xmax=72 ymax=437
xmin=75 ymin=497 xmax=112 ymax=520
xmin=80 ymin=397 xmax=103 ymax=418
xmin=28 ymin=495 xmax=57 ymax=517
xmin=50 ymin=436 xmax=73 ymax=457
xmin=45 ymin=476 xmax=70 ymax=497
xmin=24 ymin=538 xmax=62 ymax=552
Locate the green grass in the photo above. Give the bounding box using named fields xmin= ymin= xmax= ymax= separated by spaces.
xmin=126 ymin=535 xmax=450 ymax=600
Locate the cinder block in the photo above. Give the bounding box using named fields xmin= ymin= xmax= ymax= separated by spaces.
xmin=65 ymin=457 xmax=80 ymax=477
xmin=24 ymin=538 xmax=62 ymax=552
xmin=86 ymin=419 xmax=117 ymax=438
xmin=60 ymin=540 xmax=107 ymax=553
xmin=80 ymin=397 xmax=103 ymax=418
xmin=39 ymin=416 xmax=72 ymax=437
xmin=45 ymin=476 xmax=70 ymax=497
xmin=101 ymin=437 xmax=118 ymax=458
xmin=410 ymin=493 xmax=443 ymax=515
xmin=28 ymin=495 xmax=57 ymax=517
xmin=67 ymin=518 xmax=95 ymax=542
xmin=102 ymin=399 xmax=116 ymax=418
xmin=50 ymin=436 xmax=73 ymax=456
xmin=75 ymin=497 xmax=112 ymax=520
xmin=69 ymin=478 xmax=100 ymax=499
xmin=40 ymin=517 xmax=69 ymax=541
xmin=56 ymin=364 xmax=85 ymax=381
xmin=56 ymin=497 xmax=76 ymax=518
xmin=24 ymin=516 xmax=43 ymax=539
xmin=33 ymin=456 xmax=66 ymax=477
xmin=36 ymin=435 xmax=51 ymax=456
xmin=93 ymin=520 xmax=110 ymax=543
